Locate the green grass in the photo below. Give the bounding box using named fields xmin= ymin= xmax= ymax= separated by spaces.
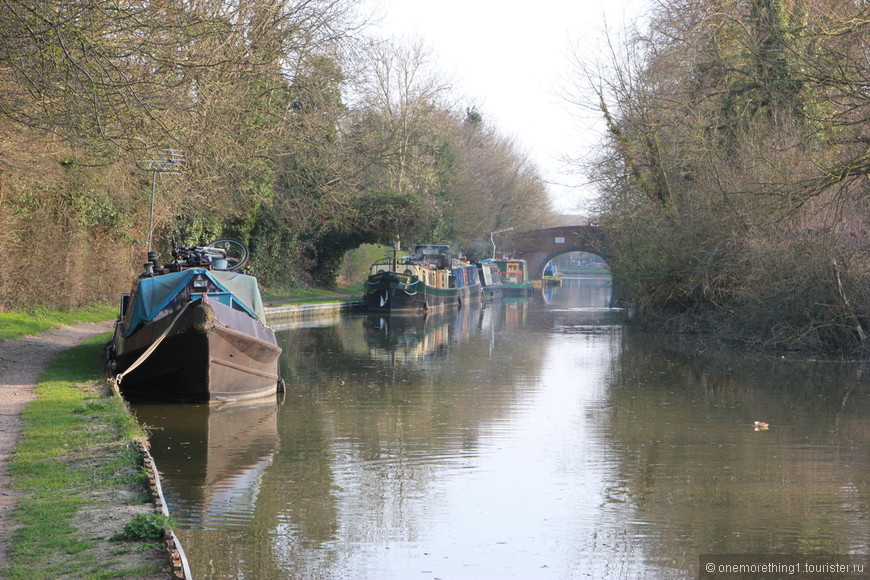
xmin=0 ymin=304 xmax=116 ymax=342
xmin=4 ymin=335 xmax=167 ymax=579
xmin=261 ymin=283 xmax=364 ymax=303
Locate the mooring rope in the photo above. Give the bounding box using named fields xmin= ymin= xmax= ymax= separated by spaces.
xmin=115 ymin=300 xmax=193 ymax=384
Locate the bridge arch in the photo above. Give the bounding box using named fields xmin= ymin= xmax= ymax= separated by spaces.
xmin=498 ymin=225 xmax=611 ymax=280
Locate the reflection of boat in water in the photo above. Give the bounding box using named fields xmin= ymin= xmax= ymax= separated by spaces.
xmin=363 ymin=245 xmax=482 ymax=312
xmin=133 ymin=400 xmax=279 ymax=527
xmin=363 ymin=303 xmax=489 ymax=362
xmin=501 ymin=299 xmax=529 ymax=328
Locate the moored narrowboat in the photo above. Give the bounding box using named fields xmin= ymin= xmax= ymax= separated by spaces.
xmin=490 ymin=258 xmax=534 ymax=297
xmin=108 ymin=241 xmax=282 ymax=404
xmin=477 ymin=260 xmax=504 ymax=300
xmin=363 ymin=245 xmax=483 ymax=312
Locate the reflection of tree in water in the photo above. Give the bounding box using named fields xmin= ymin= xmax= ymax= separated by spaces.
xmin=596 ymin=333 xmax=870 ymax=575
xmin=244 ymin=302 xmax=550 ymax=577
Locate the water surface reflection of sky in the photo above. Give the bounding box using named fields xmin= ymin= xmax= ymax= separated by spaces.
xmin=136 ymin=277 xmax=870 ymax=579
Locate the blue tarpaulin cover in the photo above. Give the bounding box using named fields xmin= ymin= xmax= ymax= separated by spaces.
xmin=125 ymin=269 xmax=266 ymax=336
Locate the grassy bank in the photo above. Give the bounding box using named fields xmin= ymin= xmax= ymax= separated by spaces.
xmin=0 ymin=305 xmax=117 ymax=342
xmin=5 ymin=335 xmax=169 ymax=579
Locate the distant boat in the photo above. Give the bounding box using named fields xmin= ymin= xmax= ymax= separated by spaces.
xmin=477 ymin=260 xmax=504 ymax=300
xmin=363 ymin=244 xmax=483 ymax=312
xmin=489 ymin=258 xmax=534 ymax=297
xmin=107 ymin=240 xmax=282 ymax=404
xmin=543 ymin=261 xmax=557 ymax=277
xmin=542 ymin=261 xmax=561 ymax=287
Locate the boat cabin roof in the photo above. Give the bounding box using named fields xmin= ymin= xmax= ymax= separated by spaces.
xmin=415 ymin=244 xmax=451 ymax=256
xmin=126 ymin=268 xmax=266 ymax=334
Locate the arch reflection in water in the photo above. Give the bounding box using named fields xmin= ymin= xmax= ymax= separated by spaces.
xmin=541 ymin=275 xmax=612 ymax=308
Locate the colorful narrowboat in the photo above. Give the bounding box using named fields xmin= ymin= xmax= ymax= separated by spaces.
xmin=489 ymin=258 xmax=534 ymax=297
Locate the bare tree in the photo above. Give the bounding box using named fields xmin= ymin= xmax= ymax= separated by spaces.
xmin=568 ymin=0 xmax=870 ymax=353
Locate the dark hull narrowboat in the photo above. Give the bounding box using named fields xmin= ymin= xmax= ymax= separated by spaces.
xmin=363 ymin=245 xmax=483 ymax=312
xmin=109 ymin=242 xmax=282 ymax=404
xmin=363 ymin=270 xmax=460 ymax=312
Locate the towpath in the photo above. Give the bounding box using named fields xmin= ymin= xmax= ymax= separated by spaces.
xmin=0 ymin=321 xmax=113 ymax=569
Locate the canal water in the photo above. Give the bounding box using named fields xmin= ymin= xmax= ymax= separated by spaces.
xmin=133 ymin=278 xmax=870 ymax=579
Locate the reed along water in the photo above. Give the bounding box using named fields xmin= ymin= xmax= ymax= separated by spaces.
xmin=133 ymin=277 xmax=870 ymax=579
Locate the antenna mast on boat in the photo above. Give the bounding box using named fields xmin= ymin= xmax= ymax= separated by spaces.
xmin=137 ymin=149 xmax=186 ymax=252
xmin=490 ymin=227 xmax=513 ymax=259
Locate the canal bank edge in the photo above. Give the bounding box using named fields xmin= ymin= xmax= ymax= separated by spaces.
xmin=136 ymin=438 xmax=192 ymax=579
xmin=0 ymin=324 xmax=173 ymax=579
xmin=0 ymin=297 xmax=359 ymax=578
xmin=264 ymin=297 xmax=363 ymax=325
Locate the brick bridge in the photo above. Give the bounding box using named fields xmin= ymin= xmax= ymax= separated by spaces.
xmin=497 ymin=225 xmax=611 ymax=280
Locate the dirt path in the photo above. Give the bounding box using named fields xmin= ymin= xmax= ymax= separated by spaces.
xmin=0 ymin=321 xmax=114 ymax=568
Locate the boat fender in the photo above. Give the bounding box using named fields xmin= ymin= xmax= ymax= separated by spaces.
xmin=191 ymin=302 xmax=216 ymax=332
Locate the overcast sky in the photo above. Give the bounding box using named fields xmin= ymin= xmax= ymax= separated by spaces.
xmin=363 ymin=0 xmax=647 ymax=214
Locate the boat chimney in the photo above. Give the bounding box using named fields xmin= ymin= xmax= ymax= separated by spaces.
xmin=143 ymin=251 xmax=160 ymax=276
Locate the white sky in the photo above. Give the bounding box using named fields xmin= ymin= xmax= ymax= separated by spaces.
xmin=363 ymin=0 xmax=647 ymax=214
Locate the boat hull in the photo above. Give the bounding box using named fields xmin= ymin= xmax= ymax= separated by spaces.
xmin=482 ymin=285 xmax=504 ymax=300
xmin=502 ymin=283 xmax=534 ymax=297
xmin=112 ymin=299 xmax=281 ymax=404
xmin=363 ymin=247 xmax=483 ymax=312
xmin=363 ymin=273 xmax=461 ymax=312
